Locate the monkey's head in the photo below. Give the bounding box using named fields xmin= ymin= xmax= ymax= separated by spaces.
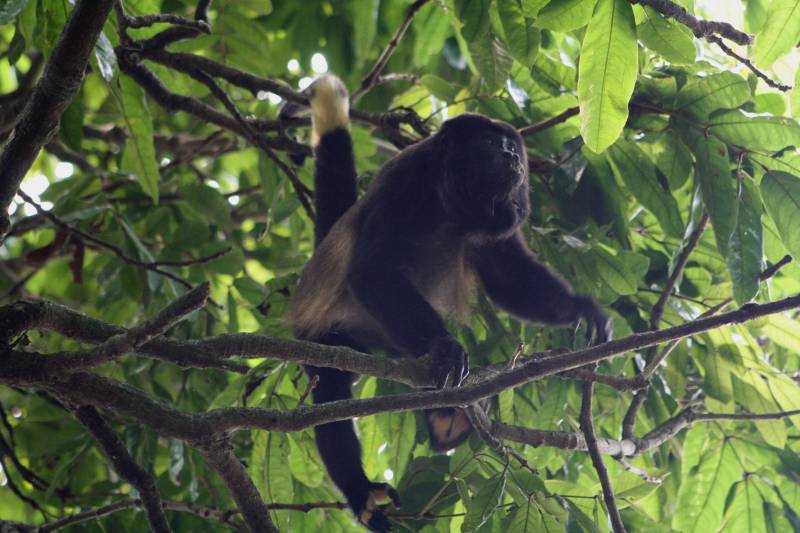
xmin=436 ymin=113 xmax=529 ymax=236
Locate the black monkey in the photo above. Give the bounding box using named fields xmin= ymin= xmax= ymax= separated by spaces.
xmin=283 ymin=75 xmax=612 ymax=532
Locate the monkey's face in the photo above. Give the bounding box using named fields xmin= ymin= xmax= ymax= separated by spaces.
xmin=438 ymin=114 xmax=529 ymax=235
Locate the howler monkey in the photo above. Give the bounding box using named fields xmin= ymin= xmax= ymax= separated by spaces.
xmin=282 ymin=75 xmax=612 ymax=532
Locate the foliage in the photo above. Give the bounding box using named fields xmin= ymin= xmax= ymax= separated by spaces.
xmin=1 ymin=0 xmax=800 ymax=532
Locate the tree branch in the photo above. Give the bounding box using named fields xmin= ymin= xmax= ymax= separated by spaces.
xmin=518 ymin=107 xmax=580 ymax=137
xmin=631 ymin=0 xmax=751 ymax=45
xmin=193 ymin=435 xmax=279 ymax=533
xmin=352 ymin=0 xmax=431 ymax=101
xmin=71 ymin=405 xmax=171 ymax=533
xmin=16 ymin=191 xmax=194 ymax=290
xmin=622 ymin=211 xmax=709 ymax=439
xmin=0 ymin=0 xmax=116 ymax=243
xmin=579 ymin=377 xmax=626 ymax=533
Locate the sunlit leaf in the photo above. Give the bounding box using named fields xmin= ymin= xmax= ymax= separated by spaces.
xmin=577 ymin=0 xmax=638 ymax=152
xmin=753 ymin=0 xmax=800 ymax=67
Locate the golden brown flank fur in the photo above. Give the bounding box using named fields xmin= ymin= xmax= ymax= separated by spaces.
xmin=288 ymin=202 xmax=477 ymax=349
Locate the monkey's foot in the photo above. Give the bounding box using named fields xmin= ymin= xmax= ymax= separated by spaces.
xmin=353 ymin=482 xmax=400 ymax=532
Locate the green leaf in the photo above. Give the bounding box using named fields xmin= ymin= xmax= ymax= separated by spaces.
xmin=234 ymin=277 xmax=268 ymax=306
xmin=0 ymin=0 xmax=30 ymax=25
xmin=711 ymin=110 xmax=800 ymax=152
xmin=118 ymin=76 xmax=160 ymax=203
xmin=60 ymin=97 xmax=83 ymax=153
xmin=499 ymin=1 xmax=540 ymax=66
xmin=378 ymin=409 xmax=415 ymax=477
xmin=589 ymin=246 xmax=638 ymax=295
xmin=673 ymin=439 xmax=742 ymax=533
xmin=348 ymin=0 xmax=379 ymax=67
xmin=413 ymin=4 xmax=452 ymax=66
xmin=652 ymin=131 xmax=693 ymax=190
xmin=288 ymin=433 xmax=324 ymax=488
xmin=462 ymin=472 xmax=507 ymax=532
xmin=470 ymin=32 xmax=513 ymax=93
xmin=724 ymin=479 xmax=767 ymax=533
xmin=753 ymin=0 xmax=800 ymax=67
xmin=94 ymin=32 xmax=117 ymax=82
xmin=761 ymin=171 xmax=800 ymax=262
xmin=607 ymin=139 xmax=684 ymax=238
xmin=250 ymin=432 xmax=294 ymax=506
xmin=421 ymin=74 xmax=459 ymax=101
xmin=688 ymin=130 xmax=738 ymax=256
xmin=676 ymin=72 xmax=750 ymax=121
xmin=734 ymin=373 xmax=787 ymax=448
xmin=536 ymin=0 xmax=595 ymax=32
xmin=762 ymin=314 xmax=800 ymax=354
xmin=636 ymin=6 xmax=695 ymax=64
xmin=577 ymin=0 xmax=638 ymax=153
xmin=456 ymin=0 xmax=491 ymax=42
xmin=727 ymin=180 xmax=763 ymax=305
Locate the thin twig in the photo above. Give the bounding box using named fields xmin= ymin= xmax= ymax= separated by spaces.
xmin=707 ymin=35 xmax=792 ymax=92
xmin=352 ymin=0 xmax=431 ymax=101
xmin=189 ymin=70 xmax=315 ymax=219
xmin=518 ymin=107 xmax=580 ymax=137
xmin=622 ymin=212 xmax=709 ymax=439
xmin=579 ymin=377 xmax=627 ymax=533
xmin=71 ymin=405 xmax=171 ymax=533
xmin=16 ymin=191 xmax=192 ymax=289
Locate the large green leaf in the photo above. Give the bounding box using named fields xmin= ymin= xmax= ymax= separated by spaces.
xmin=710 ymin=110 xmax=800 ymax=152
xmin=727 ymin=180 xmax=763 ymax=305
xmin=536 ymin=0 xmax=595 ymax=32
xmin=577 ymin=0 xmax=637 ymax=153
xmin=676 ymin=72 xmax=750 ymax=121
xmin=761 ymin=171 xmax=800 ymax=262
xmin=607 ymin=139 xmax=684 ymax=238
xmin=0 ymin=0 xmax=30 ymax=24
xmin=499 ymin=0 xmax=539 ymax=66
xmin=723 ymin=479 xmax=767 ymax=533
xmin=118 ymin=76 xmax=160 ymax=203
xmin=470 ymin=32 xmax=513 ymax=93
xmin=673 ymin=439 xmax=742 ymax=533
xmin=753 ymin=0 xmax=800 ymax=67
xmin=636 ymin=6 xmax=695 ymax=64
xmin=462 ymin=473 xmax=507 ymax=532
xmin=688 ymin=131 xmax=738 ymax=256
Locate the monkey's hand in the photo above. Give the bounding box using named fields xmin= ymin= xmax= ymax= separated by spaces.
xmin=575 ymin=296 xmax=613 ymax=345
xmin=429 ymin=336 xmax=469 ymax=388
xmin=352 ymin=481 xmax=400 ymax=532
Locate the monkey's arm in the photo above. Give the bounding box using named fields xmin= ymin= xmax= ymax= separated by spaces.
xmin=348 ymin=213 xmax=469 ymax=387
xmin=474 ymin=232 xmax=612 ymax=343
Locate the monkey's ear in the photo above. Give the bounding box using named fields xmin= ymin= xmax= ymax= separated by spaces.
xmin=425 ymin=408 xmax=474 ymax=452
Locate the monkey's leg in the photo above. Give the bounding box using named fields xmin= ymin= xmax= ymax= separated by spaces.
xmin=305 ymin=332 xmax=398 ymax=532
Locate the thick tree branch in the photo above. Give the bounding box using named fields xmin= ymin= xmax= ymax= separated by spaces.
xmin=194 ymin=435 xmax=279 ymax=533
xmin=631 ymin=0 xmax=751 ymax=45
xmin=2 ymin=294 xmax=799 ymax=448
xmin=0 ymin=0 xmax=115 ymax=243
xmin=71 ymin=405 xmax=171 ymax=533
xmin=495 ymin=407 xmax=800 ymax=458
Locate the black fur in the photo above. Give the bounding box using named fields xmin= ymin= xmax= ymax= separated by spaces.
xmin=294 ymin=111 xmax=612 ymax=532
xmin=312 ymin=127 xmax=357 ymax=246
